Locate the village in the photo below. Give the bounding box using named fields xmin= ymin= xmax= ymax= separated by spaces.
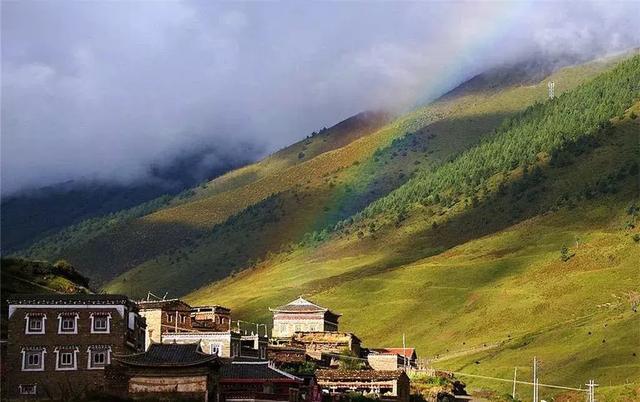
xmin=3 ymin=293 xmax=460 ymax=402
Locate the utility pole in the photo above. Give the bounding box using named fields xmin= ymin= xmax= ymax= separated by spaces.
xmin=532 ymin=357 xmax=539 ymax=402
xmin=586 ymin=380 xmax=598 ymax=402
xmin=403 ymin=333 xmax=407 ymax=370
xmin=512 ymin=367 xmax=517 ymax=400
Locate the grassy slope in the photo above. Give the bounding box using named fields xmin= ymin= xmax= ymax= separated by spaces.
xmin=24 ymin=112 xmax=389 ymax=281
xmin=98 ymin=56 xmax=626 ymax=297
xmin=1 ymin=258 xmax=92 ymax=339
xmin=185 ymin=98 xmax=640 ymax=400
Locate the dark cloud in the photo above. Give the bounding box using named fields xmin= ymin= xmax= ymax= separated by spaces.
xmin=2 ymin=1 xmax=639 ymax=195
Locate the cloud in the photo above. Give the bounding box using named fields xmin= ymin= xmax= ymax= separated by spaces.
xmin=2 ymin=1 xmax=639 ymax=195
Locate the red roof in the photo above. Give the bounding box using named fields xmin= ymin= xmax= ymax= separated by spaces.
xmin=370 ymin=348 xmax=416 ymax=358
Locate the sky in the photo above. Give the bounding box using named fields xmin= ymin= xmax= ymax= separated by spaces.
xmin=2 ymin=1 xmax=639 ymax=196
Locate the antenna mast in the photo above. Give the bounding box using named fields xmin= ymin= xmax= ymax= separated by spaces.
xmin=547 ymin=81 xmax=555 ymax=99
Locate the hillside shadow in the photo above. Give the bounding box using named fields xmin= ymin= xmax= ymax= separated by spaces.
xmin=88 ymin=110 xmax=517 ymax=294
xmin=301 ymin=121 xmax=638 ymax=291
xmin=316 ymin=111 xmax=516 ymax=231
xmin=59 ymin=220 xmax=209 ymax=286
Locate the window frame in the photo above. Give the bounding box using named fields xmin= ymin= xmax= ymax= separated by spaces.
xmin=57 ymin=313 xmax=79 ymax=334
xmin=90 ymin=313 xmax=111 ymax=334
xmin=19 ymin=384 xmax=37 ymax=395
xmin=209 ymin=342 xmax=223 ymax=356
xmin=87 ymin=346 xmax=111 ymax=370
xmin=21 ymin=348 xmax=46 ymax=371
xmin=128 ymin=312 xmax=136 ymax=330
xmin=60 ymin=352 xmax=73 ymax=365
xmin=54 ymin=347 xmax=78 ymax=371
xmin=25 ymin=314 xmax=46 ymax=335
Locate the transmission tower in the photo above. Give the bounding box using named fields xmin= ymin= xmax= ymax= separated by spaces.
xmin=548 ymin=81 xmax=555 ymax=99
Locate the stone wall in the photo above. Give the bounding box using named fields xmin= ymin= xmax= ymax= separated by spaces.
xmin=272 ymin=317 xmax=325 ymax=338
xmin=162 ymin=332 xmax=241 ymax=358
xmin=367 ymin=354 xmax=402 ymax=371
xmin=6 ymin=305 xmax=140 ymax=400
xmin=140 ymin=309 xmax=162 ymax=349
xmin=129 ymin=375 xmax=208 ymax=393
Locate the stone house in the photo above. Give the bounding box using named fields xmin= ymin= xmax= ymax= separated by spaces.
xmin=192 ymin=305 xmax=232 ymax=332
xmin=267 ymin=345 xmax=308 ymax=366
xmin=137 ymin=299 xmax=193 ymax=349
xmin=367 ymin=348 xmax=417 ymax=370
xmin=106 ymin=342 xmax=219 ymax=401
xmin=5 ymin=294 xmax=145 ymax=400
xmin=220 ymin=359 xmax=303 ymax=402
xmin=240 ymin=333 xmax=269 ymax=360
xmin=315 ymin=369 xmax=410 ymax=402
xmin=270 ymin=297 xmax=340 ymax=339
xmin=163 ymin=331 xmax=243 ymax=358
xmin=291 ymin=331 xmax=361 ymax=360
xmin=162 ymin=331 xmax=268 ymax=360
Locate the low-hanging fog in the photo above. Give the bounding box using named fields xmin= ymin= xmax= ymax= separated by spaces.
xmin=2 ymin=1 xmax=639 ymax=196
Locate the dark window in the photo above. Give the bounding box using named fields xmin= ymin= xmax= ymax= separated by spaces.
xmin=88 ymin=347 xmax=110 ymax=369
xmin=19 ymin=384 xmax=37 ymax=395
xmin=23 ymin=350 xmax=44 ymax=370
xmin=93 ymin=315 xmax=109 ymax=332
xmin=60 ymin=316 xmax=76 ymax=332
xmin=94 ymin=352 xmax=105 ymax=364
xmin=27 ymin=354 xmax=40 ymax=366
xmin=56 ymin=349 xmax=77 ymax=370
xmin=61 ymin=352 xmax=73 ymax=365
xmin=27 ymin=316 xmax=44 ymax=333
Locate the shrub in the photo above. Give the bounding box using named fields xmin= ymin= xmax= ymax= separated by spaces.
xmin=560 ymin=245 xmax=574 ymax=262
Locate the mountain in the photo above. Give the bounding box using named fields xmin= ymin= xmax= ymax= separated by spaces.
xmin=1 ymin=146 xmax=255 ymax=253
xmin=181 ymin=55 xmax=640 ymax=400
xmin=21 ymin=110 xmax=391 ymax=286
xmin=13 ymin=52 xmax=640 ymax=399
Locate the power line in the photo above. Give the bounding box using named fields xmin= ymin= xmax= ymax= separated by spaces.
xmin=318 ymin=352 xmax=587 ymax=393
xmin=444 ymin=371 xmax=586 ymax=392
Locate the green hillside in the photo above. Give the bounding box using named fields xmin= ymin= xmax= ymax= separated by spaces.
xmin=12 ymin=51 xmax=640 ymax=400
xmin=24 ymin=54 xmax=628 ymax=299
xmin=183 ymin=56 xmax=640 ymax=400
xmin=1 ymin=258 xmax=92 ymax=339
xmin=23 ymin=111 xmax=390 ymax=284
